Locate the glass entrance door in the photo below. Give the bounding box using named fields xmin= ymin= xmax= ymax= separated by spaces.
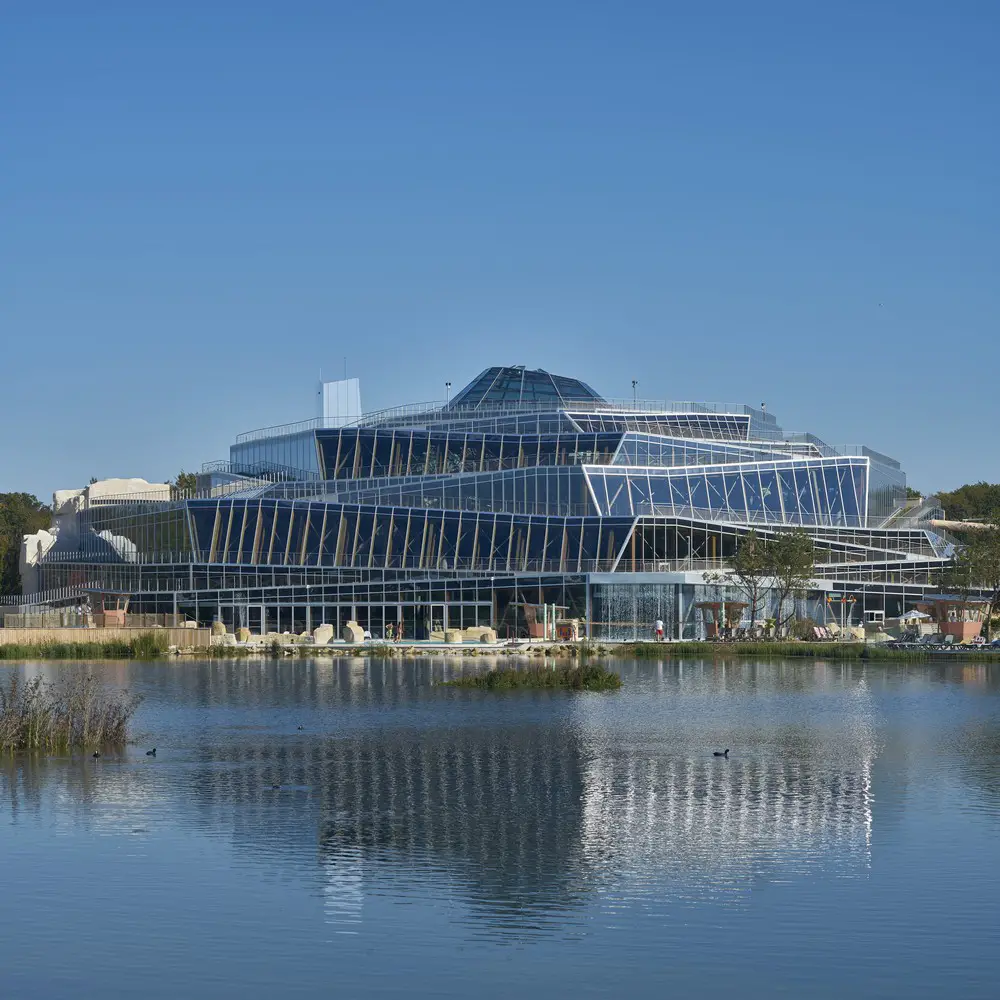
xmin=247 ymin=606 xmax=268 ymax=636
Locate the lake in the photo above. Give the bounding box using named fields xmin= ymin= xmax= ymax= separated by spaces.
xmin=1 ymin=656 xmax=999 ymax=999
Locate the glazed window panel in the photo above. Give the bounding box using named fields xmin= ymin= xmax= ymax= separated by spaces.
xmin=759 ymin=469 xmax=782 ymax=515
xmin=602 ymin=474 xmax=632 ymax=516
xmin=706 ymin=474 xmax=726 ymax=512
xmin=464 ymin=437 xmax=483 ymax=473
xmin=268 ymin=504 xmax=292 ymax=564
xmin=777 ymin=468 xmax=798 ymax=519
xmin=456 ymin=513 xmax=476 ymax=561
xmin=386 ymin=511 xmax=408 ymax=568
xmin=793 ymin=467 xmax=816 ymax=518
xmin=338 ymin=510 xmax=358 ymax=565
xmin=723 ymin=472 xmax=744 ymax=512
xmin=189 ymin=504 xmax=217 ymax=558
xmin=438 ymin=514 xmax=460 ymax=568
xmin=688 ymin=473 xmax=708 ymax=511
xmin=369 ymin=512 xmax=390 ymax=563
xmin=743 ymin=471 xmax=764 ymax=513
xmin=353 ymin=511 xmax=376 ymax=565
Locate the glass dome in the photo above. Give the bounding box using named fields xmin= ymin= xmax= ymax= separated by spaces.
xmin=447 ymin=366 xmax=604 ymax=410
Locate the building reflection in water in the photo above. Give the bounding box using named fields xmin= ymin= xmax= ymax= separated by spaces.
xmin=0 ymin=659 xmax=901 ymax=936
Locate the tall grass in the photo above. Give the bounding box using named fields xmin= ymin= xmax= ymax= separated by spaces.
xmin=619 ymin=641 xmax=1000 ymax=661
xmin=0 ymin=671 xmax=142 ymax=752
xmin=0 ymin=632 xmax=170 ymax=661
xmin=445 ymin=663 xmax=622 ymax=691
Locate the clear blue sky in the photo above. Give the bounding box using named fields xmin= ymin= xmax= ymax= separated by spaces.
xmin=3 ymin=1 xmax=997 ymax=500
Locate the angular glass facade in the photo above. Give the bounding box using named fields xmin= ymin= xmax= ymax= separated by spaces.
xmin=28 ymin=365 xmax=943 ymax=638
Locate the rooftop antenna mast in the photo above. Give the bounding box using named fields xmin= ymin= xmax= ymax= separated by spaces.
xmin=632 ymin=379 xmax=638 ymax=406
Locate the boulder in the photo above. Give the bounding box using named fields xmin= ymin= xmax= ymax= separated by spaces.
xmin=342 ymin=621 xmax=365 ymax=644
xmin=444 ymin=629 xmax=463 ymax=644
xmin=313 ymin=623 xmax=334 ymax=645
xmin=478 ymin=628 xmax=498 ymax=644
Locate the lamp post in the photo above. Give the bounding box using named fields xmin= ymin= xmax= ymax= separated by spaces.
xmin=445 ymin=382 xmax=452 ymax=405
xmin=632 ymin=379 xmax=638 ymax=406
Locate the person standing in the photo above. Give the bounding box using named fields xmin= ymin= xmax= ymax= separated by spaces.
xmin=654 ymin=617 xmax=664 ymax=642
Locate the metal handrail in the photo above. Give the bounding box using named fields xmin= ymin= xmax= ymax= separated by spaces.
xmin=234 ymin=398 xmax=779 ymax=443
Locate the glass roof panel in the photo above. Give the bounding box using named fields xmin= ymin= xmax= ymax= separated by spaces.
xmin=448 ymin=366 xmax=604 ymax=409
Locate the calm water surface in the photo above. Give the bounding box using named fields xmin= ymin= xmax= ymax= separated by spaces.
xmin=1 ymin=656 xmax=999 ymax=998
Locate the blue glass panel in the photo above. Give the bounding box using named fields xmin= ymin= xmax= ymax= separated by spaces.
xmin=189 ymin=504 xmax=217 ymax=555
xmin=284 ymin=504 xmax=308 ymax=564
xmin=671 ymin=475 xmax=690 ymax=507
xmin=270 ymin=504 xmax=292 ymax=563
xmin=649 ymin=475 xmax=672 ymax=507
xmin=723 ymin=472 xmax=745 ymax=512
xmin=778 ymin=468 xmax=798 ymax=520
xmin=793 ymin=467 xmax=816 ymax=517
xmin=759 ymin=469 xmax=782 ymax=514
xmin=606 ymin=475 xmax=632 ymax=515
xmin=238 ymin=503 xmax=259 ymax=562
xmin=743 ymin=470 xmax=764 ymax=513
xmin=689 ymin=473 xmax=708 ymax=511
xmin=706 ymin=474 xmax=726 ymax=511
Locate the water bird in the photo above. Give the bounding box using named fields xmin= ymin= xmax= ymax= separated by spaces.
xmin=146 ymin=748 xmax=156 ymax=756
xmin=271 ymin=783 xmax=281 ymax=790
xmin=92 ymin=751 xmax=101 ymax=759
xmin=713 ymin=749 xmax=730 ymax=758
xmin=297 ymin=726 xmax=304 ymax=731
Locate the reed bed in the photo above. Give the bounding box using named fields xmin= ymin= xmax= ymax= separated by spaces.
xmin=0 ymin=671 xmax=142 ymax=753
xmin=0 ymin=632 xmax=169 ymax=661
xmin=445 ymin=663 xmax=622 ymax=691
xmin=619 ymin=641 xmax=1000 ymax=662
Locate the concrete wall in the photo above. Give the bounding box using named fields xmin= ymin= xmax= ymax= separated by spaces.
xmin=0 ymin=627 xmax=211 ymax=648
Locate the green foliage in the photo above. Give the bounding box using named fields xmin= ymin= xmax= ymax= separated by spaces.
xmin=704 ymin=528 xmax=816 ymax=629
xmin=905 ymin=486 xmax=922 ymax=500
xmin=942 ymin=518 xmax=1000 ymax=641
xmin=172 ymin=470 xmax=198 ymax=498
xmin=0 ymin=493 xmax=52 ymax=595
xmin=768 ymin=530 xmax=816 ymax=632
xmin=445 ymin=663 xmax=622 ymax=691
xmin=704 ymin=528 xmax=770 ymax=624
xmin=0 ymin=633 xmax=168 ymax=660
xmin=129 ymin=631 xmax=170 ymax=659
xmin=937 ymin=482 xmax=1000 ymax=522
xmin=789 ymin=617 xmax=820 ymax=640
xmin=619 ymin=641 xmax=1000 ymax=661
xmin=0 ymin=670 xmax=141 ymax=752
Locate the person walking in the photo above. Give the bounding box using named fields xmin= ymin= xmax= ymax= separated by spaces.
xmin=654 ymin=617 xmax=664 ymax=642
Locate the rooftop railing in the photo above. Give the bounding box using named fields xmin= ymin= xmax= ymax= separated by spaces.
xmin=234 ymin=398 xmax=778 ymax=443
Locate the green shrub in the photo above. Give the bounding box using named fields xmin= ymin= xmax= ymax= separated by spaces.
xmin=444 ymin=663 xmax=621 ymax=691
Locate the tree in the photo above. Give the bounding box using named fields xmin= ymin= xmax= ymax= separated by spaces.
xmin=172 ymin=470 xmax=198 ymax=498
xmin=704 ymin=529 xmax=771 ymax=628
xmin=0 ymin=493 xmax=52 ymax=595
xmin=768 ymin=529 xmax=816 ymax=635
xmin=936 ymin=482 xmax=1000 ymax=522
xmin=942 ymin=519 xmax=1000 ymax=641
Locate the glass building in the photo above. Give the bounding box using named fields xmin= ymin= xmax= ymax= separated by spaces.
xmin=29 ymin=365 xmax=951 ymax=638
